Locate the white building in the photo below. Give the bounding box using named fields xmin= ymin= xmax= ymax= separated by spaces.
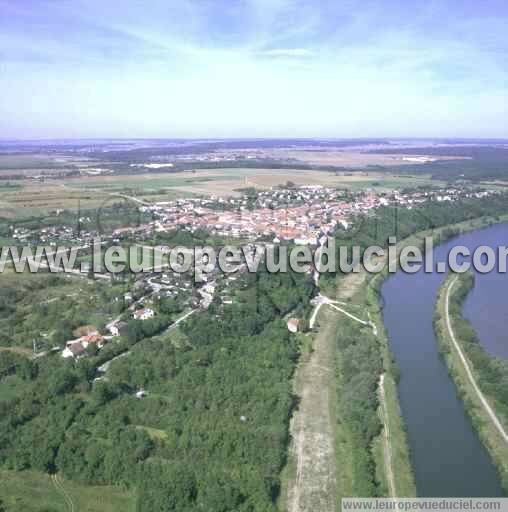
xmin=133 ymin=308 xmax=155 ymax=321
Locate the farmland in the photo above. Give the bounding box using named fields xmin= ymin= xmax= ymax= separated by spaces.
xmin=0 ymin=167 xmax=443 ymax=219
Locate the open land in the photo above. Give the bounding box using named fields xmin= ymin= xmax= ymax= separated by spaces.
xmin=0 ymin=470 xmax=135 ymax=512
xmin=0 ymin=167 xmax=444 ymax=219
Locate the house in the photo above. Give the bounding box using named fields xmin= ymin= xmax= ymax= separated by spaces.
xmin=133 ymin=308 xmax=155 ymax=321
xmin=108 ymin=324 xmax=120 ymax=337
xmin=64 ymin=331 xmax=105 ymax=350
xmin=287 ymin=318 xmax=299 ymax=333
xmin=62 ymin=341 xmax=86 ymax=359
xmin=81 ymin=333 xmax=105 ymax=348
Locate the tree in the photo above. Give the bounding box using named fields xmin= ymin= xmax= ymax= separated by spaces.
xmin=48 ymin=368 xmax=77 ymax=396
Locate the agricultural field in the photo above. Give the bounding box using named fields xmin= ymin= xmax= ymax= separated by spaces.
xmin=0 ymin=168 xmax=443 ymax=220
xmin=62 ymin=168 xmax=442 ymax=195
xmin=0 ymin=182 xmax=110 ymax=219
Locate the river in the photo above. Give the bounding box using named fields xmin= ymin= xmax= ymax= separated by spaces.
xmin=381 ymin=224 xmax=506 ymax=497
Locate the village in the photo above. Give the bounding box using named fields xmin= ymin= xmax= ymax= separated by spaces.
xmin=137 ymin=184 xmax=492 ymax=245
xmin=6 ymin=183 xmax=494 ymax=364
xmin=11 ymin=184 xmax=492 ymax=248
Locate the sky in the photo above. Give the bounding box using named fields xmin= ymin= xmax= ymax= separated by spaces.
xmin=0 ymin=0 xmax=507 ymax=139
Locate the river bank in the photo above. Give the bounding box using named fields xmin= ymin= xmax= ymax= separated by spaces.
xmin=434 ymin=272 xmax=508 ymax=492
xmin=283 ymin=212 xmax=508 ymax=507
xmin=379 ymin=215 xmax=508 ymax=496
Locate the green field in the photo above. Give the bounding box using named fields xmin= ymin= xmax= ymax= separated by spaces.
xmin=0 ymin=470 xmax=135 ymax=512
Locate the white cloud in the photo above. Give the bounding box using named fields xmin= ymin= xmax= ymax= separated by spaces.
xmin=259 ymin=47 xmax=315 ymax=58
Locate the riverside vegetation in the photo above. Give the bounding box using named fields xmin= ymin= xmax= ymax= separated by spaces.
xmin=321 ymin=192 xmax=508 ymax=500
xmin=434 ymin=272 xmax=508 ymax=492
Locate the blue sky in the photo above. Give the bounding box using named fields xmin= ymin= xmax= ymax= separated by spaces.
xmin=0 ymin=0 xmax=506 ymax=138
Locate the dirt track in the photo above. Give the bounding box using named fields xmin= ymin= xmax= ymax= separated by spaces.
xmin=379 ymin=374 xmax=396 ymax=497
xmin=287 ymin=307 xmax=338 ymax=512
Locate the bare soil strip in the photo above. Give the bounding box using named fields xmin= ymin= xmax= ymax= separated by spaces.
xmin=287 ymin=308 xmax=338 ymax=512
xmin=379 ymin=374 xmax=397 ymax=497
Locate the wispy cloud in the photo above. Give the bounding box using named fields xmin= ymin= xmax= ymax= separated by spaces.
xmin=258 ymin=48 xmax=315 ymax=58
xmin=0 ymin=0 xmax=507 ymax=138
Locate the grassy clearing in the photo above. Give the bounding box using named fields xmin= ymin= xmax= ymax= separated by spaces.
xmin=0 ymin=470 xmax=135 ymax=512
xmin=135 ymin=425 xmax=169 ymax=441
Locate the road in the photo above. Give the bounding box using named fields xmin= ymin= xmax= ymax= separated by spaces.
xmin=164 ymin=309 xmax=196 ymax=332
xmin=445 ymin=277 xmax=508 ymax=444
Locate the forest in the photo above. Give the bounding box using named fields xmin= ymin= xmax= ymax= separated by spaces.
xmin=335 ymin=318 xmax=383 ymax=495
xmin=0 ymin=264 xmax=314 ymax=511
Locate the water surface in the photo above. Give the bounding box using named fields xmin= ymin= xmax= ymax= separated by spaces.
xmin=381 ymin=224 xmax=505 ymax=496
xmin=462 ymin=224 xmax=508 ymax=360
